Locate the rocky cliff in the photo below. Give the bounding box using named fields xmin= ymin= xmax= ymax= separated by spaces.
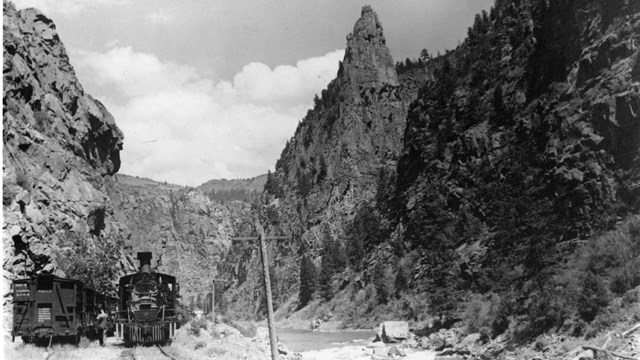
xmin=222 ymin=1 xmax=640 ymax=337
xmin=3 ymin=3 xmax=130 ymax=280
xmin=1 ymin=2 xmax=251 ymax=317
xmin=217 ymin=6 xmax=424 ymax=317
xmin=2 ymin=1 xmax=137 ymax=324
xmin=108 ymin=175 xmax=254 ymax=301
xmin=396 ymin=0 xmax=640 ymax=319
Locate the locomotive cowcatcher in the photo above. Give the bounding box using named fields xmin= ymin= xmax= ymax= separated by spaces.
xmin=115 ymin=252 xmax=179 ymax=344
xmin=11 ymin=274 xmax=117 ymax=344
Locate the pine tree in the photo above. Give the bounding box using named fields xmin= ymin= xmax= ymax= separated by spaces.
xmin=491 ymin=85 xmax=507 ymax=125
xmin=420 ymin=49 xmax=430 ymax=63
xmin=298 ymin=255 xmax=316 ymax=308
xmin=318 ymin=237 xmax=346 ymax=300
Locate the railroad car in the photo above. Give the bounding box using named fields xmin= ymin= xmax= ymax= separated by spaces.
xmin=11 ymin=274 xmax=117 ymax=345
xmin=115 ymin=252 xmax=179 ymax=344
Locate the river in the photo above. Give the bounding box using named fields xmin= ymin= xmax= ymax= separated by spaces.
xmin=276 ymin=327 xmax=376 ymax=352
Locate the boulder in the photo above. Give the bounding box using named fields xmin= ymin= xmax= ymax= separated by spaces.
xmin=377 ymin=321 xmax=410 ymax=343
xmin=388 ymin=345 xmax=406 ymax=357
xmin=572 ymin=349 xmax=595 ymax=360
xmin=457 ymin=332 xmax=484 ymax=353
xmin=434 ymin=356 xmax=465 ymax=360
xmin=427 ymin=334 xmax=447 ymax=350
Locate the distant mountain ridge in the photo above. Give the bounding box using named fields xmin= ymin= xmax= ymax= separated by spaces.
xmin=198 ymin=174 xmax=268 ymax=193
xmin=197 ymin=174 xmax=267 ymax=203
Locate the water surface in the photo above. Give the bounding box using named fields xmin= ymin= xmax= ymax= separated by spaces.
xmin=276 ymin=328 xmax=376 ymax=353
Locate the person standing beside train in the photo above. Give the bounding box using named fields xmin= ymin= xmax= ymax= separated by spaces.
xmin=96 ymin=307 xmax=109 ymax=346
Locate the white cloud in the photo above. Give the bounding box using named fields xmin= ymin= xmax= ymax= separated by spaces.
xmin=146 ymin=10 xmax=173 ymax=25
xmin=232 ymin=50 xmax=344 ymax=109
xmin=71 ymin=47 xmax=344 ymax=186
xmin=12 ymin=0 xmax=128 ymax=16
xmin=75 ymin=46 xmax=211 ymax=97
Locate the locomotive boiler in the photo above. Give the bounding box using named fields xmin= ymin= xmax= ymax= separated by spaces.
xmin=115 ymin=252 xmax=179 ymax=345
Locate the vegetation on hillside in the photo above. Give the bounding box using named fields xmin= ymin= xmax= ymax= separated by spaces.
xmin=208 ymin=2 xmax=640 ymax=351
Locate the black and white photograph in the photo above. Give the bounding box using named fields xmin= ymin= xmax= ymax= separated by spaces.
xmin=2 ymin=0 xmax=640 ymax=359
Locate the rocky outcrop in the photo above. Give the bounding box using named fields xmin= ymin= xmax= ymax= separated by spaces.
xmin=3 ymin=3 xmax=128 ymax=278
xmin=394 ymin=0 xmax=639 ymax=329
xmin=219 ymin=6 xmax=420 ymax=315
xmin=109 ymin=175 xmax=254 ymax=299
xmin=3 ymin=7 xmax=123 ymax=176
xmin=342 ymin=6 xmax=399 ymax=97
xmin=2 ymin=2 xmax=132 ymax=332
xmin=218 ymin=0 xmax=638 ymax=331
xmin=2 ymin=2 xmax=254 ymax=314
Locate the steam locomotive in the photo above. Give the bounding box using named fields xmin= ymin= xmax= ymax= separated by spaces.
xmin=115 ymin=252 xmax=180 ymax=345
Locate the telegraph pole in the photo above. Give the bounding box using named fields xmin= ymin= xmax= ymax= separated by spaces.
xmin=231 ymin=213 xmax=289 ymax=360
xmin=209 ymin=278 xmax=226 ymax=322
xmin=255 ymin=213 xmax=279 ymax=360
xmin=211 ymin=279 xmax=216 ymax=325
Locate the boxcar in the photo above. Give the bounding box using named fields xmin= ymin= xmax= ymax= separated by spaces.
xmin=12 ymin=274 xmax=117 ymax=344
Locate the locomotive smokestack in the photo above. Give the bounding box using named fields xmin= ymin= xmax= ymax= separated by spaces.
xmin=137 ymin=252 xmax=152 ymax=273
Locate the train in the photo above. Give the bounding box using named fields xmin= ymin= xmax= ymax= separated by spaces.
xmin=11 ymin=274 xmax=118 ymax=345
xmin=114 ymin=252 xmax=180 ymax=345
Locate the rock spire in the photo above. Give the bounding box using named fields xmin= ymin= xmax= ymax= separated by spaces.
xmin=342 ymin=5 xmax=398 ymax=91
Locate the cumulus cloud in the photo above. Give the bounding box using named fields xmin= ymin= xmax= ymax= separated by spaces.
xmin=75 ymin=46 xmax=211 ymax=97
xmin=12 ymin=0 xmax=128 ymax=15
xmin=71 ymin=47 xmax=344 ymax=186
xmin=230 ymin=50 xmax=344 ymax=108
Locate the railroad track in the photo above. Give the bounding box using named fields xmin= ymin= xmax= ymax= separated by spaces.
xmin=119 ymin=345 xmax=180 ymax=360
xmin=156 ymin=345 xmax=181 ymax=360
xmin=119 ymin=348 xmax=136 ymax=360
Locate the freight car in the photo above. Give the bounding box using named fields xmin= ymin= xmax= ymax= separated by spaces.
xmin=11 ymin=274 xmax=118 ymax=345
xmin=115 ymin=252 xmax=179 ymax=345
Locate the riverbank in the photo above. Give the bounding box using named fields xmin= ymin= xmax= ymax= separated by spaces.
xmin=300 ymin=344 xmax=437 ymax=360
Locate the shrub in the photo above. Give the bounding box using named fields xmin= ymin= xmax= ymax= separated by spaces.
xmin=395 ymin=252 xmax=416 ymax=292
xmin=88 ymin=207 xmax=106 ymax=236
xmin=346 ymin=204 xmax=382 ymax=267
xmin=188 ymin=317 xmax=208 ymax=337
xmin=228 ymin=320 xmax=256 ymax=338
xmin=264 ymin=170 xmax=284 ymax=198
xmin=206 ymin=346 xmax=227 ymax=356
xmin=389 ymin=292 xmax=429 ymax=322
xmin=372 ymin=262 xmax=396 ymax=304
xmin=296 ymin=169 xmax=312 ymax=198
xmin=462 ymin=292 xmax=507 ymax=338
xmin=551 ymin=216 xmax=640 ymax=326
xmin=63 ymin=236 xmax=123 ymax=295
xmin=577 ymin=272 xmax=610 ymax=322
xmin=298 ymin=255 xmax=316 ymax=308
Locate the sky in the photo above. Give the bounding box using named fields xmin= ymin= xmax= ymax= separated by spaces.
xmin=12 ymin=0 xmax=494 ymax=186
